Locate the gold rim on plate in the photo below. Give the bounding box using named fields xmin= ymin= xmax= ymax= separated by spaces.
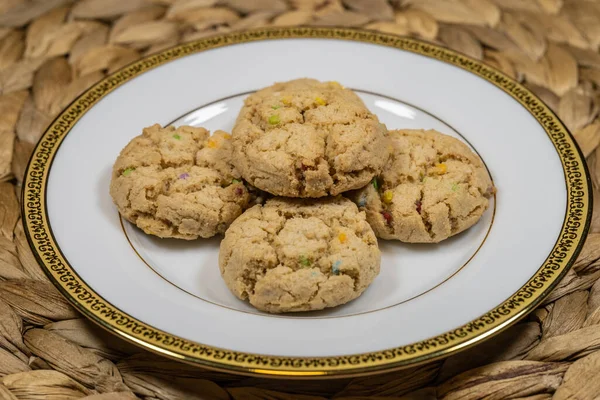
xmin=22 ymin=27 xmax=592 ymax=378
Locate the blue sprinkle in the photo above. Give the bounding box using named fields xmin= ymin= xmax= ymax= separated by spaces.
xmin=311 ymin=271 xmax=318 ymax=277
xmin=332 ymin=260 xmax=342 ymax=275
xmin=358 ymin=195 xmax=367 ymax=207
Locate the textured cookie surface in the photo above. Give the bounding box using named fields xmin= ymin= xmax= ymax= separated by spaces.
xmin=219 ymin=197 xmax=381 ymax=313
xmin=351 ymin=129 xmax=495 ymax=243
xmin=232 ymin=78 xmax=390 ymax=197
xmin=110 ymin=124 xmax=250 ymax=239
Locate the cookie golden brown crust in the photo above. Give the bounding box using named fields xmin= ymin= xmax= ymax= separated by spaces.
xmin=110 ymin=124 xmax=251 ymax=239
xmin=219 ymin=197 xmax=381 ymax=313
xmin=232 ymin=78 xmax=391 ymax=198
xmin=350 ymin=129 xmax=495 ymax=243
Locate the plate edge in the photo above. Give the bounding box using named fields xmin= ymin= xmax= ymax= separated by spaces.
xmin=20 ymin=26 xmax=593 ymax=378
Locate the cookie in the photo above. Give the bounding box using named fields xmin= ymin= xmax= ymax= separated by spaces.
xmin=110 ymin=124 xmax=251 ymax=239
xmin=219 ymin=197 xmax=381 ymax=313
xmin=232 ymin=78 xmax=391 ymax=197
xmin=350 ymin=129 xmax=495 ymax=243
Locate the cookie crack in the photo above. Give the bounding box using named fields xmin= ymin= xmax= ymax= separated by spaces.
xmin=444 ymin=201 xmax=459 ymax=233
xmin=340 ymin=268 xmax=359 ymax=292
xmin=307 ymin=278 xmax=324 ymax=304
xmin=417 ymin=186 xmax=435 ymax=240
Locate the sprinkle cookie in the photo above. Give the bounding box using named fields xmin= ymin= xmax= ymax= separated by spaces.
xmin=110 ymin=124 xmax=250 ymax=239
xmin=231 ymin=78 xmax=391 ymax=197
xmin=219 ymin=197 xmax=381 ymax=313
xmin=350 ymin=129 xmax=495 ymax=243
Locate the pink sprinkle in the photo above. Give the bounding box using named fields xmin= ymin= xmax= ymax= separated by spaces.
xmin=179 ymin=173 xmax=189 ymax=179
xmin=235 ymin=187 xmax=244 ymax=196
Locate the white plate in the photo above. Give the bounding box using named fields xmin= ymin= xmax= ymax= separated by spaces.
xmin=23 ymin=28 xmax=591 ymax=378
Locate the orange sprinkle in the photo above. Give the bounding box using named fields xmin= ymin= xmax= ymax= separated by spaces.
xmin=436 ymin=163 xmax=447 ymax=174
xmin=338 ymin=232 xmax=347 ymax=244
xmin=207 ymin=139 xmax=218 ymax=148
xmin=222 ymin=133 xmax=232 ymax=139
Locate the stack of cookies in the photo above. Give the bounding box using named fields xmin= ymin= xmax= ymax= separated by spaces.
xmin=110 ymin=79 xmax=495 ymax=314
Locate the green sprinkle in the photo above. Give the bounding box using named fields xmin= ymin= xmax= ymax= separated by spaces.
xmin=122 ymin=168 xmax=134 ymax=177
xmin=231 ymin=178 xmax=241 ymax=184
xmin=299 ymin=255 xmax=311 ymax=267
xmin=271 ymin=104 xmax=280 ymax=109
xmin=172 ymin=133 xmax=181 ymax=140
xmin=371 ymin=178 xmax=379 ymax=191
xmin=451 ymin=182 xmax=459 ymax=192
xmin=268 ymin=114 xmax=280 ymax=125
xmin=422 ymin=176 xmax=428 ymax=183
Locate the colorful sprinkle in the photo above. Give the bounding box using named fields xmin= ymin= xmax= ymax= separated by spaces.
xmin=435 ymin=163 xmax=447 ymax=174
xmin=299 ymin=255 xmax=311 ymax=267
xmin=315 ymin=96 xmax=326 ymax=106
xmin=358 ymin=195 xmax=367 ymax=207
xmin=382 ymin=190 xmax=394 ymax=203
xmin=332 ymin=260 xmax=342 ymax=275
xmin=281 ymin=96 xmax=292 ymax=106
xmin=179 ymin=173 xmax=189 ymax=180
xmin=268 ymin=114 xmax=280 ymax=125
xmin=311 ymin=271 xmax=318 ymax=277
xmin=451 ymin=182 xmax=459 ymax=192
xmin=382 ymin=211 xmax=393 ymax=225
xmin=172 ymin=133 xmax=181 ymax=140
xmin=122 ymin=168 xmax=134 ymax=177
xmin=338 ymin=232 xmax=347 ymax=244
xmin=235 ymin=187 xmax=244 ymax=196
xmin=328 ymin=81 xmax=343 ymax=88
xmin=485 ymin=185 xmax=496 ymax=196
xmin=222 ymin=133 xmax=232 ymax=139
xmin=371 ymin=178 xmax=379 ymax=191
xmin=271 ymin=105 xmax=280 ymax=110
xmin=415 ymin=200 xmax=422 ymax=214
xmin=207 ymin=139 xmax=218 ymax=148
xmin=231 ymin=178 xmax=241 ymax=184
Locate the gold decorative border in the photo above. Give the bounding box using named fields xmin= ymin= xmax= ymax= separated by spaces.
xmin=22 ymin=27 xmax=591 ymax=378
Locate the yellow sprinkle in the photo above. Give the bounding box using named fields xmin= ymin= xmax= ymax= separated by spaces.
xmin=436 ymin=163 xmax=447 ymax=174
xmin=207 ymin=139 xmax=218 ymax=148
xmin=222 ymin=133 xmax=231 ymax=139
xmin=382 ymin=190 xmax=394 ymax=203
xmin=338 ymin=232 xmax=347 ymax=244
xmin=281 ymin=96 xmax=292 ymax=106
xmin=328 ymin=81 xmax=343 ymax=89
xmin=315 ymin=96 xmax=326 ymax=106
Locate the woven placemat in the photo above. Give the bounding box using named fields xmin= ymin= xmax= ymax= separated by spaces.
xmin=1 ymin=0 xmax=600 ymax=399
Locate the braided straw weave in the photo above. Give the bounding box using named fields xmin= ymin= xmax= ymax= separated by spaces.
xmin=1 ymin=0 xmax=600 ymax=398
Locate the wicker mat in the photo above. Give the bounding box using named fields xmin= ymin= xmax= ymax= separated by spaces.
xmin=1 ymin=0 xmax=600 ymax=399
